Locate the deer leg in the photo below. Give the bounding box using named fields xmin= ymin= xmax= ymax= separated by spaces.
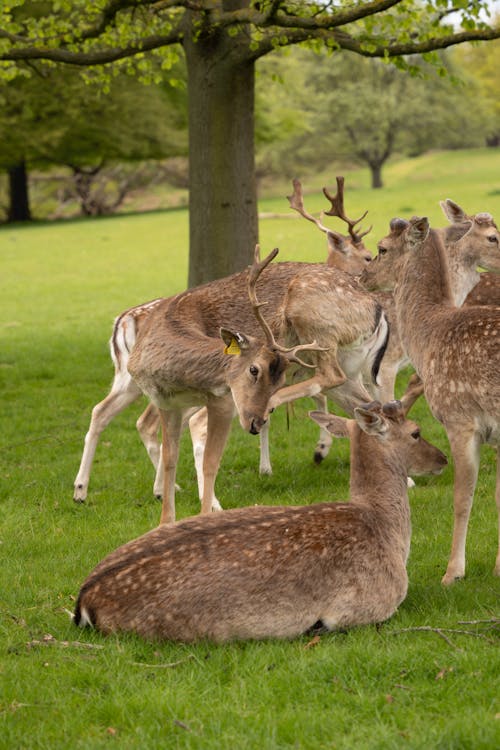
xmin=199 ymin=397 xmax=235 ymax=515
xmin=442 ymin=429 xmax=481 ymax=585
xmin=312 ymin=394 xmax=332 ymax=464
xmin=158 ymin=408 xmax=183 ymax=525
xmin=135 ymin=403 xmax=162 ymax=488
xmin=187 ymin=407 xmax=222 ymax=511
xmin=259 ymin=419 xmax=272 ymax=475
xmin=151 ymin=407 xmax=203 ymax=499
xmin=494 ymin=449 xmax=500 ymax=577
xmin=74 ymin=379 xmax=143 ymax=502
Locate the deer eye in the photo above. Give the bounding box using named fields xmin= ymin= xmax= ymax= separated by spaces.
xmin=249 ymin=365 xmax=259 ymax=379
xmin=487 ymin=235 xmax=498 ymax=243
xmin=378 ymin=246 xmax=387 ymax=256
xmin=411 ymin=429 xmax=420 ymax=440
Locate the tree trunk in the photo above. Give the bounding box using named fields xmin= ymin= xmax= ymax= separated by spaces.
xmin=7 ymin=161 xmax=31 ymax=222
xmin=370 ymin=162 xmax=384 ymax=189
xmin=183 ymin=14 xmax=257 ymax=287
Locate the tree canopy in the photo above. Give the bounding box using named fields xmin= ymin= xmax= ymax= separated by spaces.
xmin=1 ymin=1 xmax=499 ymax=285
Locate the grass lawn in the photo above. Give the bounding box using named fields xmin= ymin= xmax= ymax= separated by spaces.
xmin=1 ymin=149 xmax=499 ymax=749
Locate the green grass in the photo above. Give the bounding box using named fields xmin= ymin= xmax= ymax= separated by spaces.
xmin=1 ymin=149 xmax=499 ymax=749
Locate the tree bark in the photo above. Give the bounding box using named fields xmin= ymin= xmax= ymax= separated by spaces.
xmin=370 ymin=162 xmax=384 ymax=189
xmin=183 ymin=13 xmax=257 ymax=287
xmin=7 ymin=161 xmax=31 ymax=222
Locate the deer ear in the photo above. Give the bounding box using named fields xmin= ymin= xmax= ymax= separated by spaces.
xmin=220 ymin=328 xmax=250 ymax=355
xmin=326 ymin=230 xmax=348 ymax=256
xmin=353 ymin=406 xmax=388 ymax=436
xmin=440 ymin=199 xmax=467 ymax=224
xmin=309 ymin=411 xmax=351 ymax=438
xmin=407 ymin=216 xmax=429 ymax=247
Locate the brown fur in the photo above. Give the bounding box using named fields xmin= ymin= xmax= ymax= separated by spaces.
xmin=74 ymin=401 xmax=446 ymax=642
xmin=394 ymin=221 xmax=500 ymax=583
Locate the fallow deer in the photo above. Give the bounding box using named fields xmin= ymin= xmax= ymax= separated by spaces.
xmin=128 ymin=244 xmax=389 ymax=525
xmin=364 ymin=215 xmax=500 ymax=583
xmin=73 ymin=399 xmax=447 ymax=642
xmin=73 ymin=178 xmax=374 ymax=502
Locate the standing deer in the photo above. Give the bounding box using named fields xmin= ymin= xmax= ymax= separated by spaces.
xmin=73 ymin=399 xmax=447 ymax=642
xmin=73 ymin=178 xmax=375 ymax=502
xmin=363 ymin=214 xmax=500 ymax=583
xmin=128 ymin=244 xmax=389 ymax=525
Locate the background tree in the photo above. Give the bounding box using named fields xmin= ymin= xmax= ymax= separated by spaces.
xmin=260 ymin=47 xmax=489 ymax=189
xmin=453 ymin=32 xmax=500 ymax=146
xmin=1 ymin=1 xmax=499 ymax=284
xmin=0 ymin=63 xmax=187 ymax=221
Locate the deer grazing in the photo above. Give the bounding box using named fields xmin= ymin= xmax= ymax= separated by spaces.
xmin=128 ymin=243 xmax=389 ymax=525
xmin=73 ymin=177 xmax=375 ymax=502
xmin=363 ymin=212 xmax=500 ymax=583
xmin=73 ymin=399 xmax=447 ymax=642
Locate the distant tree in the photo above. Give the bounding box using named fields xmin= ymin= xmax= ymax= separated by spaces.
xmin=453 ymin=33 xmax=500 ymax=146
xmin=1 ymin=2 xmax=499 ymax=282
xmin=256 ymin=47 xmax=489 ymax=189
xmin=0 ymin=64 xmax=187 ymax=220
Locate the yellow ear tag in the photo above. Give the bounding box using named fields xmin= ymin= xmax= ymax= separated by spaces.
xmin=224 ymin=337 xmax=241 ymax=356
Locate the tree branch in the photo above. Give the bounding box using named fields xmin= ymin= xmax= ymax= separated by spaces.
xmin=0 ymin=30 xmax=183 ymax=65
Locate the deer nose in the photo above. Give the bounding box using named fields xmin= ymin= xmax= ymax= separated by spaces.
xmin=249 ymin=416 xmax=266 ymax=435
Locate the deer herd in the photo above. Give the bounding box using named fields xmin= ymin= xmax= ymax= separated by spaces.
xmin=73 ymin=178 xmax=500 ymax=643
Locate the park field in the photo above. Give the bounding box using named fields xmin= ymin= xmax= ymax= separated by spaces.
xmin=1 ymin=149 xmax=499 ymax=749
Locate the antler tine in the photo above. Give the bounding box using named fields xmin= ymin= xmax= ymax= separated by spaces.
xmin=287 ymin=178 xmax=330 ymax=234
xmin=322 ymin=176 xmax=370 ymax=242
xmin=285 ymin=340 xmax=330 ymax=369
xmin=248 ymin=245 xmax=281 ymax=348
xmin=248 ymin=244 xmax=330 ymax=364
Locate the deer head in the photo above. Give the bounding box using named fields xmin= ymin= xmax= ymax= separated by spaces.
xmin=288 ymin=177 xmax=372 ymax=274
xmin=223 ymin=246 xmax=327 ymax=435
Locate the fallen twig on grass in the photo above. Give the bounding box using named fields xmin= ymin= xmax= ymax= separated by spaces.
xmin=131 ymin=655 xmax=195 ymax=669
xmin=26 ymin=633 xmax=104 ymax=650
xmin=389 ymin=623 xmax=498 ymax=649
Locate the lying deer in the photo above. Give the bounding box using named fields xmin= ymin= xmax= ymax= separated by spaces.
xmin=73 ymin=178 xmax=376 ymax=503
xmin=73 ymin=400 xmax=447 ymax=642
xmin=363 ymin=214 xmax=500 ymax=583
xmin=129 ymin=245 xmax=388 ymax=524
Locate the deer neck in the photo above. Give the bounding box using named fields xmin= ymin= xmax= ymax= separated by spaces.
xmin=395 ymin=230 xmax=454 ymax=370
xmin=349 ymin=427 xmax=411 ymax=553
xmin=446 ymin=244 xmax=480 ymax=306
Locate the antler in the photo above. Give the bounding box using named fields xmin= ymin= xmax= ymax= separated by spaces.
xmin=322 ymin=176 xmax=372 ymax=243
xmin=287 ymin=178 xmax=334 ymax=237
xmin=247 ymin=245 xmax=329 ymax=368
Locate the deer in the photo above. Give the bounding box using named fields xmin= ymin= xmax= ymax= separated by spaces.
xmin=289 ymin=179 xmax=418 ymax=464
xmin=128 ymin=242 xmax=389 ymax=525
xmin=73 ymin=177 xmax=376 ymax=503
xmin=73 ymin=399 xmax=447 ymax=642
xmin=362 ymin=213 xmax=500 ymax=583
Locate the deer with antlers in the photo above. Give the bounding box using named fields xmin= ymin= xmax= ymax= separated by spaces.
xmin=73 ymin=177 xmax=379 ymax=503
xmin=126 ymin=243 xmax=390 ymax=525
xmin=361 ymin=211 xmax=500 ymax=583
xmin=73 ymin=399 xmax=446 ymax=642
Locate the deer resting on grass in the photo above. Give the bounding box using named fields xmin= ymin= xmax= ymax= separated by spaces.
xmin=73 ymin=399 xmax=447 ymax=643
